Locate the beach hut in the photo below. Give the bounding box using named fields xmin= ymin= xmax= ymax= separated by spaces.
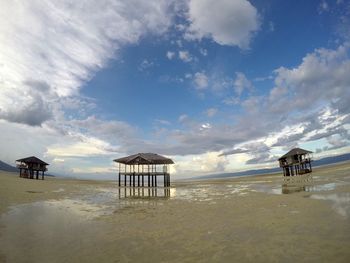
xmin=16 ymin=156 xmax=49 ymax=180
xmin=114 ymin=153 xmax=174 ymax=187
xmin=278 ymin=148 xmax=312 ymax=176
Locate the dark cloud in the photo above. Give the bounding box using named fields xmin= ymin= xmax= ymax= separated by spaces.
xmin=272 ymin=133 xmax=304 ymax=147
xmin=0 ymin=92 xmax=52 ymax=126
xmin=218 ymin=148 xmax=249 ymax=156
xmin=246 ymin=153 xmax=276 ymax=165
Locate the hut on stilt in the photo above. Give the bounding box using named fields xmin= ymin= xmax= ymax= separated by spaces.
xmin=114 ymin=153 xmax=174 ymax=188
xmin=16 ymin=156 xmax=49 ymax=180
xmin=278 ymin=148 xmax=312 ymax=176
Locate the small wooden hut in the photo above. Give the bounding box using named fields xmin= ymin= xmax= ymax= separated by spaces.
xmin=278 ymin=148 xmax=312 ymax=176
xmin=16 ymin=156 xmax=49 ymax=180
xmin=114 ymin=153 xmax=174 ymax=187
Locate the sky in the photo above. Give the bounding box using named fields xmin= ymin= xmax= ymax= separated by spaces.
xmin=0 ymin=0 xmax=350 ymax=180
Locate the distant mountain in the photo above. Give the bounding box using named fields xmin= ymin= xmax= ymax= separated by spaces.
xmin=313 ymin=153 xmax=350 ymax=167
xmin=191 ymin=152 xmax=350 ymax=180
xmin=0 ymin=160 xmax=18 ymax=172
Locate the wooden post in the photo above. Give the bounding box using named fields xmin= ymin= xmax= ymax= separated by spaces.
xmin=142 ymin=176 xmax=144 ymax=187
xmin=164 ymin=174 xmax=166 ymax=187
xmin=148 ymin=174 xmax=150 ymax=187
xmin=138 ymin=175 xmax=140 ymax=187
xmin=118 ymin=163 xmax=121 ymax=186
xmin=124 ymin=174 xmax=127 ymax=186
xmin=155 ymin=175 xmax=157 ymax=187
xmin=309 ymin=161 xmax=312 ymax=172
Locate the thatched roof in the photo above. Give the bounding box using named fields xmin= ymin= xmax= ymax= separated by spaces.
xmin=114 ymin=153 xmax=174 ymax=165
xmin=278 ymin=148 xmax=312 ymax=160
xmin=16 ymin=156 xmax=49 ymax=165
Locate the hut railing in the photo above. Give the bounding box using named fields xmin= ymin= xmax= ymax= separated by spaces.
xmin=16 ymin=164 xmax=47 ymax=171
xmin=280 ymin=158 xmax=311 ymax=167
xmin=119 ymin=172 xmax=170 ymax=176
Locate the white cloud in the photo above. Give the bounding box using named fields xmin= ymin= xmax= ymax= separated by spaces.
xmin=318 ymin=0 xmax=329 ymax=14
xmin=223 ymin=97 xmax=240 ymax=105
xmin=178 ymin=114 xmax=189 ymax=123
xmin=199 ymin=48 xmax=208 ymax=56
xmin=185 ymin=0 xmax=260 ymax=48
xmin=272 ymin=44 xmax=350 ymax=113
xmin=193 ymin=72 xmax=208 ymax=89
xmin=155 ymin=119 xmax=171 ymax=126
xmin=47 ymin=139 xmax=115 ymax=158
xmin=234 ymin=72 xmax=253 ymax=96
xmin=166 ymin=51 xmax=175 ymax=59
xmin=173 ymin=152 xmax=229 ymax=176
xmin=0 ymin=0 xmax=174 ymax=126
xmin=179 ymin=50 xmax=193 ymax=62
xmin=200 ymin=123 xmax=212 ymax=130
xmin=138 ymin=59 xmax=154 ymax=72
xmin=206 ymin=108 xmax=218 ymax=117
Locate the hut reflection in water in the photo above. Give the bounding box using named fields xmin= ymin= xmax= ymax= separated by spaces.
xmin=118 ymin=187 xmax=170 ymax=199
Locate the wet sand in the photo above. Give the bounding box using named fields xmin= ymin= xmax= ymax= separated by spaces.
xmin=0 ymin=162 xmax=350 ymax=263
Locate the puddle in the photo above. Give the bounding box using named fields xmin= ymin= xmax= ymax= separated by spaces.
xmin=0 ymin=199 xmax=111 ymax=263
xmin=310 ymin=193 xmax=350 ymax=218
xmin=52 ymin=188 xmax=65 ymax=193
xmin=253 ymin=174 xmax=350 ymax=195
xmin=170 ymin=183 xmax=252 ymax=201
xmin=252 ymin=184 xmax=282 ymax=195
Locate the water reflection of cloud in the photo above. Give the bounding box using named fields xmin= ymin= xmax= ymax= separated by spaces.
xmin=310 ymin=193 xmax=350 ymax=218
xmin=47 ymin=199 xmax=113 ymax=219
xmin=170 ymin=183 xmax=253 ymax=201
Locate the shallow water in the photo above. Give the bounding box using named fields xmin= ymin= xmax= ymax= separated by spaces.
xmin=1 ymin=167 xmax=350 ymax=262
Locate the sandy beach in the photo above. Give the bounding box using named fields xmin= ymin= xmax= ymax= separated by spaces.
xmin=1 ymin=162 xmax=350 ymax=263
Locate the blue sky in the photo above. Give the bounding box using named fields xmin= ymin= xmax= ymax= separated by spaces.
xmin=0 ymin=0 xmax=349 ymax=179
